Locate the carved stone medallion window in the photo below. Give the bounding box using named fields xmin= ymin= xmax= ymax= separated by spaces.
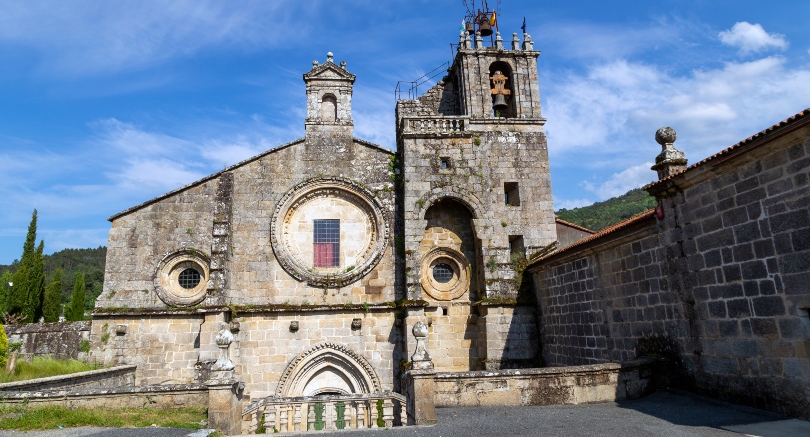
xmin=271 ymin=177 xmax=389 ymax=287
xmin=420 ymin=247 xmax=470 ymax=301
xmin=154 ymin=249 xmax=210 ymax=306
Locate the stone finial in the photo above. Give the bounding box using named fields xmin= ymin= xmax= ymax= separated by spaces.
xmin=211 ymin=327 xmax=235 ymax=371
xmin=475 ymin=31 xmax=483 ymax=49
xmin=312 ymin=60 xmax=319 ymax=68
xmin=522 ymin=33 xmax=534 ymax=50
xmin=326 ymin=52 xmax=334 ymax=63
xmin=651 ymin=127 xmax=688 ymax=180
xmin=495 ymin=31 xmax=504 ymax=50
xmin=512 ymin=32 xmax=520 ymax=50
xmin=410 ymin=321 xmax=434 ymax=370
xmin=459 ymin=30 xmax=468 ymax=49
xmin=340 ymin=60 xmax=346 ymax=70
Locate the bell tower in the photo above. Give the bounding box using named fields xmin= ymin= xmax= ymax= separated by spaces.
xmin=396 ymin=13 xmax=554 ymax=371
xmin=303 ymin=52 xmax=356 ymax=139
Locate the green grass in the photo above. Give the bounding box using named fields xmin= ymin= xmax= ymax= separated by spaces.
xmin=0 ymin=404 xmax=207 ymax=430
xmin=0 ymin=356 xmax=102 ymax=384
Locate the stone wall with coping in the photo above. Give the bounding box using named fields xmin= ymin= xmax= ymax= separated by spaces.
xmin=430 ymin=358 xmax=661 ymax=407
xmin=0 ymin=384 xmax=207 ymax=409
xmin=0 ymin=364 xmax=135 ymax=392
xmin=529 ymin=116 xmax=810 ymax=419
xmin=3 ymin=321 xmax=90 ymax=360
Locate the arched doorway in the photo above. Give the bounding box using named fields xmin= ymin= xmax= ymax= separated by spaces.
xmin=276 ymin=343 xmax=381 ymax=397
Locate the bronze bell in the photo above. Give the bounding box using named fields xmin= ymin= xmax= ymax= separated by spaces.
xmin=492 ymin=93 xmax=508 ymax=113
xmin=479 ymin=21 xmax=493 ymax=36
xmin=466 ymin=22 xmax=475 ymax=34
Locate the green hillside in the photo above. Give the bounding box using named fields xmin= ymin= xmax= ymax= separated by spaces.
xmin=556 ymin=188 xmax=656 ymax=232
xmin=1 ymin=247 xmax=106 ymax=311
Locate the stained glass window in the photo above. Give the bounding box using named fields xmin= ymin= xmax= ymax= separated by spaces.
xmin=314 ymin=219 xmax=340 ymax=267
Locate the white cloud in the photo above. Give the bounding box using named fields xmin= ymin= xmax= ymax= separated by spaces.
xmin=545 ymin=56 xmax=810 ymax=170
xmin=719 ymin=22 xmax=788 ymax=54
xmin=581 ymin=163 xmax=656 ymax=201
xmin=0 ymin=1 xmax=305 ymax=75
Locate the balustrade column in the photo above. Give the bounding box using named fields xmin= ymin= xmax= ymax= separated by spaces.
xmin=383 ymin=399 xmax=394 ymax=427
xmin=370 ymin=400 xmax=379 ymax=428
xmin=293 ymin=404 xmax=302 ymax=431
xmin=356 ymin=401 xmax=366 ymax=428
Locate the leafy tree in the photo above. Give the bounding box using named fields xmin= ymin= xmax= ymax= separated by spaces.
xmin=9 ymin=265 xmax=28 ymax=318
xmin=27 ymin=241 xmax=46 ymax=323
xmin=556 ymin=188 xmax=657 ymax=232
xmin=43 ymin=268 xmax=63 ymax=323
xmin=66 ymin=273 xmax=86 ymax=322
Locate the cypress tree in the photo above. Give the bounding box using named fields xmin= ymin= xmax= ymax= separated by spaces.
xmin=67 ymin=273 xmax=85 ymax=322
xmin=43 ymin=268 xmax=62 ymax=323
xmin=9 ymin=210 xmax=38 ymax=319
xmin=0 ymin=271 xmax=11 ymax=315
xmin=27 ymin=241 xmax=46 ymax=323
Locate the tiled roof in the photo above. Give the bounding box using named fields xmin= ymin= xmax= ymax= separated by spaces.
xmin=529 ymin=209 xmax=656 ymax=267
xmin=647 ymin=108 xmax=810 ymax=191
xmin=554 ymin=217 xmax=595 ymax=234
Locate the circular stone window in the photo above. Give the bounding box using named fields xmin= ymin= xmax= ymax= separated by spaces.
xmin=154 ymin=249 xmax=210 ymax=306
xmin=420 ymin=248 xmax=470 ymax=301
xmin=271 ymin=177 xmax=389 ymax=287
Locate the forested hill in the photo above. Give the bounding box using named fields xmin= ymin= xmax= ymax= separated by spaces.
xmin=555 ymin=188 xmax=657 ymax=232
xmin=1 ymin=246 xmax=106 ymax=310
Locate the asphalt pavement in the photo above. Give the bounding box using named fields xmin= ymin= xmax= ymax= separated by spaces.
xmin=1 ymin=389 xmax=809 ymax=437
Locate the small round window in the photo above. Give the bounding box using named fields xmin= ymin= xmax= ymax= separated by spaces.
xmin=432 ymin=263 xmax=454 ymax=283
xmin=178 ymin=268 xmax=201 ymax=289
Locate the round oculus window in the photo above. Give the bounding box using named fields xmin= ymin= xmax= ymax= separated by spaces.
xmin=432 ymin=263 xmax=454 ymax=283
xmin=154 ymin=250 xmax=210 ymax=306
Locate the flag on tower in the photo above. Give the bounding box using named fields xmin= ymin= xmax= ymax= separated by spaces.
xmin=490 ymin=11 xmax=497 ymax=26
xmin=460 ymin=20 xmax=466 ymax=33
xmin=521 ymin=17 xmax=526 ymax=33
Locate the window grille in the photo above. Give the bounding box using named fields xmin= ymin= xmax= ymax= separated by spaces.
xmin=314 ymin=219 xmax=340 ymax=267
xmin=432 ymin=263 xmax=454 ymax=283
xmin=178 ymin=268 xmax=201 ymax=289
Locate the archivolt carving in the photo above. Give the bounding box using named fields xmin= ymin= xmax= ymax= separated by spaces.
xmin=270 ymin=176 xmax=389 ymax=287
xmin=417 ymin=187 xmax=486 ymax=220
xmin=275 ymin=342 xmax=382 ymax=397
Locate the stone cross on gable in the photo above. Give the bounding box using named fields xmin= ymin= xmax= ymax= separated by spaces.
xmin=490 ymin=71 xmax=511 ymax=97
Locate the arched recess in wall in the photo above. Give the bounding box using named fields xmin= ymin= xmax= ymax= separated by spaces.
xmin=321 ymin=94 xmax=337 ymax=122
xmin=275 ymin=343 xmax=381 ymax=397
xmin=420 ymin=198 xmax=482 ymax=301
xmin=489 ymin=61 xmax=515 ymax=118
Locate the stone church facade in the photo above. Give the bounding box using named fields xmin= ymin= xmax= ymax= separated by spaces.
xmin=93 ymin=31 xmax=551 ymax=403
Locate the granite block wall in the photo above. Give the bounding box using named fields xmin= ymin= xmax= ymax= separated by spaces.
xmin=529 ymin=118 xmax=810 ymax=418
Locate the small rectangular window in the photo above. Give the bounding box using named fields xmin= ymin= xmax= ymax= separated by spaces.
xmin=314 ymin=219 xmax=340 ymax=267
xmin=508 ymin=235 xmax=525 ymax=256
xmin=440 ymin=157 xmax=450 ymax=169
xmin=504 ymin=182 xmax=520 ymax=206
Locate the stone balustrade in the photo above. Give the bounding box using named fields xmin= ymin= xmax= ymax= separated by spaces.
xmin=400 ymin=116 xmax=468 ymax=136
xmin=242 ymin=392 xmax=405 ymax=433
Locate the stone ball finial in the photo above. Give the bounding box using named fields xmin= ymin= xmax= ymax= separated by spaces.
xmin=326 ymin=52 xmax=334 ymax=63
xmin=655 ymin=127 xmax=677 ymax=147
xmin=412 ymin=321 xmax=428 ymax=338
xmin=340 ymin=60 xmax=346 ymax=69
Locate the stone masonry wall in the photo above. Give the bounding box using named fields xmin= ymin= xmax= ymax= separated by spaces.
xmin=4 ymin=321 xmax=90 ymax=360
xmin=530 ymin=120 xmax=810 ymax=418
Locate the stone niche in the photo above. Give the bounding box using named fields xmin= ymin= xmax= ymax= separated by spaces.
xmin=271 ymin=176 xmax=389 ymax=287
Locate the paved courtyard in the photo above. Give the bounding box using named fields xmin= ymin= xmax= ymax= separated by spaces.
xmin=1 ymin=390 xmax=808 ymax=437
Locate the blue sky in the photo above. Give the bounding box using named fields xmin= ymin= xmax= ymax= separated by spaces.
xmin=2 ymin=0 xmax=810 ymax=264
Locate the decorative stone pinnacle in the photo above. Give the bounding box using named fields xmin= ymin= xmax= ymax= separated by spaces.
xmin=512 ymin=32 xmax=520 ymax=50
xmin=326 ymin=52 xmax=334 ymax=63
xmin=340 ymin=60 xmax=346 ymax=70
xmin=651 ymin=126 xmax=688 ymax=180
xmin=522 ymin=33 xmax=534 ymax=50
xmin=495 ymin=31 xmax=504 ymax=50
xmin=212 ymin=327 xmax=235 ymax=371
xmin=410 ymin=321 xmax=433 ymax=370
xmin=312 ymin=60 xmax=319 ymax=67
